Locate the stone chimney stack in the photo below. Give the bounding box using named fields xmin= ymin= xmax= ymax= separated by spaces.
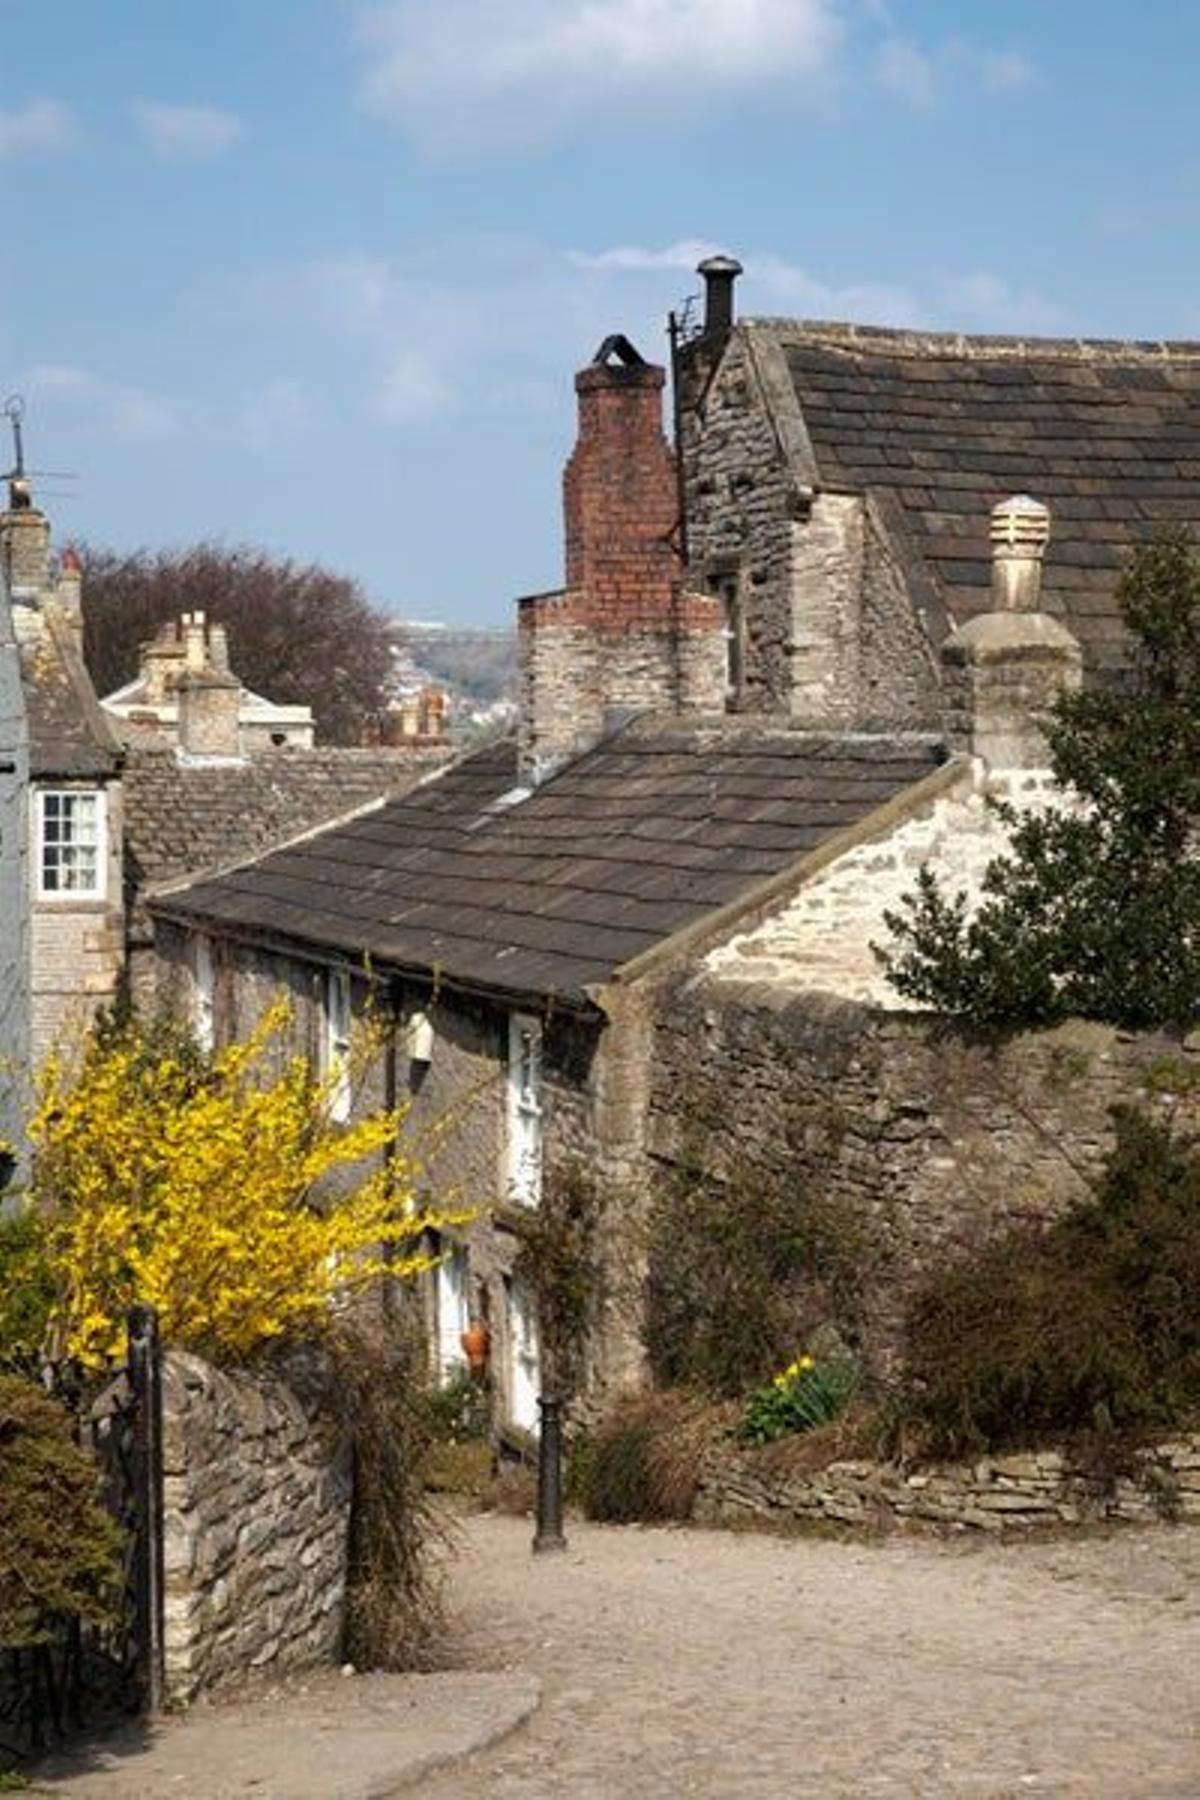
xmin=183 ymin=610 xmax=208 ymax=671
xmin=177 ymin=665 xmax=243 ymax=759
xmin=53 ymin=544 xmax=84 ymax=651
xmin=207 ymin=622 xmax=231 ymax=674
xmin=0 ymin=480 xmax=51 ymax=598
xmin=518 ymin=336 xmax=724 ymax=784
xmin=941 ymin=496 xmax=1082 ymax=769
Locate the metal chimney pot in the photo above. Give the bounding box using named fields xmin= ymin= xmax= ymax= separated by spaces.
xmin=697 ymin=255 xmax=743 ymax=344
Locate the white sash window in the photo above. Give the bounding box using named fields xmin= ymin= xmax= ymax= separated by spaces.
xmin=192 ymin=933 xmax=216 ymax=1053
xmin=36 ymin=788 xmax=105 ymax=900
xmin=506 ymin=1012 xmax=542 ymax=1207
xmin=323 ymin=969 xmax=353 ymax=1123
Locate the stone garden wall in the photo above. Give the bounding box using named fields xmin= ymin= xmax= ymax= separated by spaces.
xmin=161 ymin=1351 xmax=351 ymax=1705
xmin=647 ymin=978 xmax=1199 ymax=1372
xmin=695 ymin=1435 xmax=1200 ymax=1536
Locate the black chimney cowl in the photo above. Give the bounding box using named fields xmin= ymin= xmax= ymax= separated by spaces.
xmin=697 ymin=254 xmax=743 ymax=344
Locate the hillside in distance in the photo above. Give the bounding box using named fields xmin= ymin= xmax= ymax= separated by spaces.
xmin=399 ymin=623 xmax=517 ymax=704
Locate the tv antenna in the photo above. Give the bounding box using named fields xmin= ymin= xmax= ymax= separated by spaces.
xmin=1 ymin=395 xmax=77 ymax=506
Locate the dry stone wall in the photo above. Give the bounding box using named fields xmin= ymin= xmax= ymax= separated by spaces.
xmin=696 ymin=1435 xmax=1200 ymax=1535
xmin=161 ymin=1351 xmax=351 ymax=1705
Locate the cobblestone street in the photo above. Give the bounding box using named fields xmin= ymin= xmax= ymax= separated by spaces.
xmin=423 ymin=1511 xmax=1200 ymax=1799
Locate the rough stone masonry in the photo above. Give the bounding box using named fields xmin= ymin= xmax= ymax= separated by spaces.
xmin=161 ymin=1352 xmax=351 ymax=1705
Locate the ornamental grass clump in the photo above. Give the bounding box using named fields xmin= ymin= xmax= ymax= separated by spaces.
xmin=738 ymin=1353 xmax=859 ymax=1447
xmin=23 ymin=1001 xmax=469 ymax=1370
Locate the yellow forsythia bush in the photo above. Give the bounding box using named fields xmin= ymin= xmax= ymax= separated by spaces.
xmin=30 ymin=1001 xmax=466 ymax=1369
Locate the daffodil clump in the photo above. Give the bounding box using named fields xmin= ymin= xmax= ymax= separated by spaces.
xmin=20 ymin=1001 xmax=467 ymax=1370
xmin=737 ymin=1351 xmax=858 ymax=1446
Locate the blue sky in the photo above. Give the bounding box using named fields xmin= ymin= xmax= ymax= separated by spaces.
xmin=4 ymin=1 xmax=1199 ymax=624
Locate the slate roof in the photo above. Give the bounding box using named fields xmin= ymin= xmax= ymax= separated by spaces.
xmin=19 ymin=607 xmax=122 ymax=779
xmin=770 ymin=322 xmax=1200 ymax=681
xmin=123 ymin=744 xmax=451 ymax=932
xmin=150 ymin=722 xmax=946 ymax=1007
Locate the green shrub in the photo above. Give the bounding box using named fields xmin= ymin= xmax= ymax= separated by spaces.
xmin=0 ymin=1374 xmax=123 ymax=1646
xmin=0 ymin=1211 xmax=54 ymax=1369
xmin=424 ymin=1366 xmax=490 ymax=1443
xmin=738 ymin=1353 xmax=859 ymax=1447
xmin=878 ymin=530 xmax=1200 ymax=1030
xmin=646 ymin=1133 xmax=867 ymax=1398
xmin=902 ymin=1103 xmax=1200 ymax=1456
xmin=581 ymin=1391 xmax=722 ymax=1524
xmin=511 ymin=1160 xmax=600 ymax=1400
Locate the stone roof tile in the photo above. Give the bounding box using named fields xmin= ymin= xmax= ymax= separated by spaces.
xmin=770 ymin=323 xmax=1200 ymax=678
xmin=151 ymin=723 xmax=945 ymax=1005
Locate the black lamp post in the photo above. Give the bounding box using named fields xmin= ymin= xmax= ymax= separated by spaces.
xmin=532 ymin=1393 xmax=567 ymax=1554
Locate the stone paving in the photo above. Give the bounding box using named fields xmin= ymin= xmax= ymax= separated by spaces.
xmin=423 ymin=1510 xmax=1200 ymax=1799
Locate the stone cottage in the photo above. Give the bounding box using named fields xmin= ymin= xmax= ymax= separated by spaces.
xmin=2 ymin=479 xmax=126 ymax=1058
xmin=675 ymin=255 xmax=1200 ymax=724
xmin=142 ymin=302 xmax=1193 ymax=1425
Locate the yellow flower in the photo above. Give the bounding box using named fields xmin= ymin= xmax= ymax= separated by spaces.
xmin=28 ymin=1000 xmax=471 ymax=1369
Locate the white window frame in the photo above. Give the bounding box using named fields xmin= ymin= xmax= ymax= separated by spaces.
xmin=191 ymin=932 xmax=216 ymax=1054
xmin=506 ymin=1012 xmax=543 ymax=1208
xmin=34 ymin=787 xmax=106 ymax=902
xmin=432 ymin=1239 xmax=470 ymax=1381
xmin=505 ymin=1273 xmax=541 ymax=1434
xmin=323 ymin=968 xmax=353 ymax=1124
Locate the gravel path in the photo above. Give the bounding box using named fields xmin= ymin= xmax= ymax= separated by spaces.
xmin=421 ymin=1511 xmax=1200 ymax=1799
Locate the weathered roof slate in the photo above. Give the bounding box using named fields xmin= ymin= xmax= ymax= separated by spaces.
xmin=19 ymin=607 xmax=122 ymax=779
xmin=150 ymin=723 xmax=944 ymax=1005
xmin=771 ymin=322 xmax=1200 ymax=680
xmin=123 ymin=744 xmax=452 ymax=930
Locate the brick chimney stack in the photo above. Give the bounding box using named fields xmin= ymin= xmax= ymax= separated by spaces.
xmin=942 ymin=495 xmax=1082 ymax=768
xmin=518 ymin=336 xmax=724 ymax=784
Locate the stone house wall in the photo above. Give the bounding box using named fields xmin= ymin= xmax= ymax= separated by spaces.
xmin=679 ymin=330 xmax=799 ymax=712
xmin=161 ymin=1351 xmax=350 ymax=1705
xmin=702 ymin=758 xmax=1061 ymax=1007
xmin=643 ymin=975 xmax=1198 ymax=1372
xmin=30 ymin=776 xmax=125 ymax=1062
xmin=150 ymin=918 xmax=612 ymax=1428
xmin=678 ymin=327 xmax=941 ymax=728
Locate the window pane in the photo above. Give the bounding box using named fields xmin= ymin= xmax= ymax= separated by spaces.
xmin=39 ymin=792 xmax=102 ymax=897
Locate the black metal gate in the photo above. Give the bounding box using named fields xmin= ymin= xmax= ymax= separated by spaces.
xmin=0 ymin=1305 xmax=165 ymax=1766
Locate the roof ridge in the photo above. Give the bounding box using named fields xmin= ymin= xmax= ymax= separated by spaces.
xmin=746 ymin=318 xmax=1200 ymax=362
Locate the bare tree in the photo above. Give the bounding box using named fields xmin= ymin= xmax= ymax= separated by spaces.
xmin=81 ymin=543 xmax=396 ymax=745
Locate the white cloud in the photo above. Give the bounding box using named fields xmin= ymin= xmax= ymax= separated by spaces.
xmin=0 ymin=99 xmax=78 ymax=157
xmin=939 ymin=273 xmax=1070 ymax=337
xmin=23 ymin=364 xmax=177 ymax=442
xmin=876 ymin=35 xmax=1037 ymax=107
xmin=239 ymin=378 xmax=311 ymax=452
xmin=237 ymin=236 xmax=1071 ymax=440
xmin=577 ymin=240 xmax=1070 ymax=334
xmin=573 ymin=241 xmax=923 ymax=326
xmin=875 ymin=37 xmax=937 ymax=106
xmin=132 ymin=101 xmax=244 ymax=160
xmin=355 ymin=0 xmax=842 ymax=151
